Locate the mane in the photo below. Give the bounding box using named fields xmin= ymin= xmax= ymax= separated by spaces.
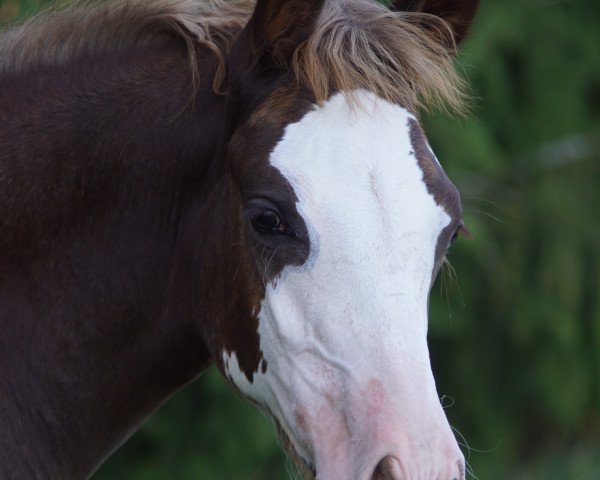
xmin=0 ymin=0 xmax=466 ymax=112
xmin=0 ymin=0 xmax=253 ymax=91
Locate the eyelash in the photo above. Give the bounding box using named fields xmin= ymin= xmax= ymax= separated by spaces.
xmin=450 ymin=222 xmax=469 ymax=246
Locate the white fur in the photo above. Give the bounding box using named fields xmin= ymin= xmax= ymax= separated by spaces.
xmin=224 ymin=91 xmax=462 ymax=479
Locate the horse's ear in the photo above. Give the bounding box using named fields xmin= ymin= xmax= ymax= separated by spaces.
xmin=231 ymin=0 xmax=326 ymax=74
xmin=389 ymin=0 xmax=479 ymax=45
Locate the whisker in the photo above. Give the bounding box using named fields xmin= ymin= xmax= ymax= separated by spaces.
xmin=451 ymin=425 xmax=472 ymax=460
xmin=439 ymin=258 xmax=453 ymax=318
xmin=440 ymin=394 xmax=455 ymax=409
xmin=451 ymin=424 xmax=504 ymax=480
xmin=463 ymin=195 xmax=499 ymax=208
xmin=466 ymin=209 xmax=507 ymax=224
xmin=263 ymin=248 xmax=278 ymax=285
xmin=464 ymin=460 xmax=479 ymax=480
xmin=232 ymin=241 xmax=261 ymax=282
xmin=444 ymin=257 xmax=465 ymax=307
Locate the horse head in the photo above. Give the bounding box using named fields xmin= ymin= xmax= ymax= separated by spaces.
xmin=206 ymin=1 xmax=479 ymax=478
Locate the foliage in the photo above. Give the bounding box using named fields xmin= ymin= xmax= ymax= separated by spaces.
xmin=425 ymin=0 xmax=600 ymax=476
xmin=2 ymin=0 xmax=599 ymax=478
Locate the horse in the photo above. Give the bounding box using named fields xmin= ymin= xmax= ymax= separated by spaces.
xmin=0 ymin=0 xmax=479 ymax=478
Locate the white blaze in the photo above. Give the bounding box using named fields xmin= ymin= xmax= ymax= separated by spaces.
xmin=224 ymin=90 xmax=462 ymax=479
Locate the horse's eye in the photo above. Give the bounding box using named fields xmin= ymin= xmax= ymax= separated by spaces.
xmin=450 ymin=230 xmax=459 ymax=245
xmin=251 ymin=209 xmax=286 ymax=234
xmin=449 ymin=221 xmax=470 ymax=247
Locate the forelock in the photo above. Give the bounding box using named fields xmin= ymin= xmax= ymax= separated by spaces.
xmin=293 ymin=0 xmax=468 ymax=113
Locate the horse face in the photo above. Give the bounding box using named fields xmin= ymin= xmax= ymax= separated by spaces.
xmin=224 ymin=88 xmax=465 ymax=479
xmin=219 ymin=0 xmax=479 ymax=477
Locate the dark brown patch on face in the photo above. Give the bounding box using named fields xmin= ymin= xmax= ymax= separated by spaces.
xmin=197 ymin=182 xmax=268 ymax=384
xmin=229 ymin=84 xmax=314 ymax=278
xmin=213 ymin=0 xmax=328 ymax=387
xmin=408 ymin=118 xmax=462 ymax=275
xmin=212 ymin=84 xmax=314 ymax=384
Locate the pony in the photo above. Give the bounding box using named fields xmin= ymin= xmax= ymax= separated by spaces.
xmin=0 ymin=0 xmax=479 ymax=478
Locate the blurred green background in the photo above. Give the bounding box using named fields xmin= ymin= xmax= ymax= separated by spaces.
xmin=2 ymin=0 xmax=599 ymax=478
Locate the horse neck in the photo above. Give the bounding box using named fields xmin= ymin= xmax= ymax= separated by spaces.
xmin=0 ymin=40 xmax=226 ymax=478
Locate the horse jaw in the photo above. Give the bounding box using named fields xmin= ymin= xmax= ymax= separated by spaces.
xmin=223 ymin=90 xmax=464 ymax=480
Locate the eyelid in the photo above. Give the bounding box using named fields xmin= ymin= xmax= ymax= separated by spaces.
xmin=449 ymin=220 xmax=471 ymax=249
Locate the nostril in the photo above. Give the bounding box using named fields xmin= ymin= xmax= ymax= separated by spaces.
xmin=372 ymin=455 xmax=403 ymax=480
xmin=371 ymin=456 xmax=465 ymax=480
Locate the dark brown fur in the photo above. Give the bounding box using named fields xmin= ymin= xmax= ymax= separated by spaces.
xmin=408 ymin=117 xmax=462 ymax=274
xmin=0 ymin=1 xmax=319 ymax=477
